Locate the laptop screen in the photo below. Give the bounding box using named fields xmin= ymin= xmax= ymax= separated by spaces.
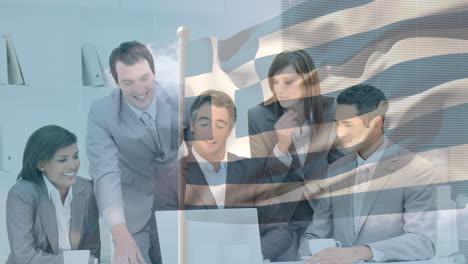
xmin=156 ymin=208 xmax=263 ymax=264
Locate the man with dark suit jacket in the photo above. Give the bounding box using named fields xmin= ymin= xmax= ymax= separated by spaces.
xmin=86 ymin=41 xmax=182 ymax=264
xmin=156 ymin=89 xmax=292 ymax=261
xmin=299 ymin=84 xmax=437 ymax=263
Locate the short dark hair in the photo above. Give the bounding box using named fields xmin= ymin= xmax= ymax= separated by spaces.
xmin=17 ymin=125 xmax=77 ymax=183
xmin=337 ymin=83 xmax=389 ymax=125
xmin=190 ymin=90 xmax=237 ymax=127
xmin=109 ymin=41 xmax=155 ymax=84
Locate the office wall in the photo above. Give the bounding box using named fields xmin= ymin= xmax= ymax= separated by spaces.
xmin=0 ymin=0 xmax=281 ymax=262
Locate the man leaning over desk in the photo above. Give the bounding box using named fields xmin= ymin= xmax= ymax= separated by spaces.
xmin=87 ymin=41 xmax=183 ymax=264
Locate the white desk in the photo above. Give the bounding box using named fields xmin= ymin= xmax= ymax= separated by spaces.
xmin=272 ymin=257 xmax=455 ymax=264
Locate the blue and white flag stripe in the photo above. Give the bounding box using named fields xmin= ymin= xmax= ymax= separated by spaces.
xmin=184 ymin=0 xmax=468 ymax=183
xmin=186 ymin=0 xmax=373 ymax=77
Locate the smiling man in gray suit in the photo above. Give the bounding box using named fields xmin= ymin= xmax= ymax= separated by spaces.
xmin=299 ymin=84 xmax=437 ymax=263
xmin=86 ymin=41 xmax=182 ymax=264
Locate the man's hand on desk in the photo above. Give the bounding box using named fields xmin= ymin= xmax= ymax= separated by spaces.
xmin=304 ymin=246 xmax=373 ymax=264
xmin=112 ymin=223 xmax=146 ymax=264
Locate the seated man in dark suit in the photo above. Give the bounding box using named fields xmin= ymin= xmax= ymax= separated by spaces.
xmin=299 ymin=84 xmax=437 ymax=263
xmin=156 ymin=89 xmax=292 ymax=261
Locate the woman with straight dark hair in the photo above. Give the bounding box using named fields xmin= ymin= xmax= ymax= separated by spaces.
xmin=6 ymin=125 xmax=100 ymax=264
xmin=247 ymin=49 xmax=339 ymax=261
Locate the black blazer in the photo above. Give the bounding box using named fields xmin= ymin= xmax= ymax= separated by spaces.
xmin=247 ymin=96 xmax=340 ymax=228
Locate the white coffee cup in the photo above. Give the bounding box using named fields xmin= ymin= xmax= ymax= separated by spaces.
xmin=308 ymin=239 xmax=342 ymax=255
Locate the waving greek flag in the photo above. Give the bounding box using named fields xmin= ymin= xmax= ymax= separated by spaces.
xmin=184 ymin=0 xmax=468 ymax=185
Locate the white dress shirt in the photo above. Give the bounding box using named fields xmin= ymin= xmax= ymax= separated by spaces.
xmin=192 ymin=147 xmax=228 ymax=209
xmin=102 ymin=86 xmax=158 ymax=229
xmin=353 ymin=137 xmax=389 ymax=262
xmin=42 ymin=175 xmax=72 ymax=251
xmin=126 ymin=89 xmax=157 ymax=122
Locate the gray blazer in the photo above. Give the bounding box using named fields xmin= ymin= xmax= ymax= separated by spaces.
xmin=86 ymin=84 xmax=181 ymax=233
xmin=6 ymin=176 xmax=100 ymax=264
xmin=299 ymin=140 xmax=437 ymax=262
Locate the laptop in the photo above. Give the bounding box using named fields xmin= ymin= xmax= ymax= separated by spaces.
xmin=156 ymin=208 xmax=264 ymax=264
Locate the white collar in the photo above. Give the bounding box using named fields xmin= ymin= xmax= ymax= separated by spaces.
xmin=126 ymin=82 xmax=157 ymax=119
xmin=357 ymin=136 xmax=389 ymax=170
xmin=191 ymin=146 xmax=228 ymax=171
xmin=42 ymin=174 xmax=73 ymax=201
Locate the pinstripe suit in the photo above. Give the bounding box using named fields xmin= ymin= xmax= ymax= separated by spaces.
xmin=155 ymin=152 xmax=292 ymax=261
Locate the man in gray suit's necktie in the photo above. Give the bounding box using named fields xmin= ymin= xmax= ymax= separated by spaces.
xmin=86 ymin=41 xmax=183 ymax=264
